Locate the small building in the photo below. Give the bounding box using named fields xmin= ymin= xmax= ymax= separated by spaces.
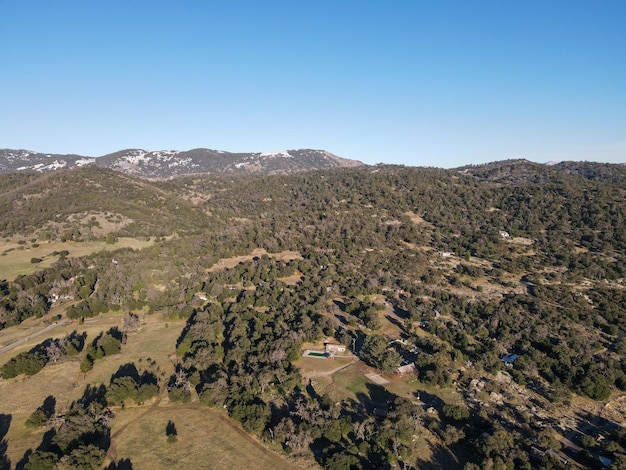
xmin=499 ymin=230 xmax=510 ymax=238
xmin=324 ymin=342 xmax=346 ymax=354
xmin=395 ymin=363 xmax=417 ymax=376
xmin=502 ymin=353 xmax=519 ymax=365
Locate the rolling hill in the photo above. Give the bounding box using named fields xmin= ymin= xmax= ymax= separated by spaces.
xmin=0 ymin=160 xmax=625 ymax=469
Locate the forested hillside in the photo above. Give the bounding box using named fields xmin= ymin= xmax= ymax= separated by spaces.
xmin=1 ymin=161 xmax=625 ymax=469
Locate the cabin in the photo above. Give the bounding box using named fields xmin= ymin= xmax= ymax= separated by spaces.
xmin=324 ymin=342 xmax=346 ymax=354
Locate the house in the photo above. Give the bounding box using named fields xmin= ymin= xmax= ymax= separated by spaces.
xmin=395 ymin=363 xmax=417 ymax=376
xmin=502 ymin=353 xmax=519 ymax=365
xmin=324 ymin=342 xmax=346 ymax=354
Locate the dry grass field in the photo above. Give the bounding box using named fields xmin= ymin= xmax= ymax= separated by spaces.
xmin=0 ymin=310 xmax=302 ymax=470
xmin=107 ymin=404 xmax=297 ymax=470
xmin=0 ymin=237 xmax=154 ymax=281
xmin=207 ymin=248 xmax=302 ymax=272
xmin=0 ymin=312 xmax=185 ymax=466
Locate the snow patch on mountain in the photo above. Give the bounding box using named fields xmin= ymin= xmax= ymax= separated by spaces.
xmin=1 ymin=147 xmax=365 ymax=177
xmin=260 ymin=151 xmax=293 ymax=159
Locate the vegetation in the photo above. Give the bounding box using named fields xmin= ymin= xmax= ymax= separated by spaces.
xmin=0 ymin=160 xmax=625 ymax=468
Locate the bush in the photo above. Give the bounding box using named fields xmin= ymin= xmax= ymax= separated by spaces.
xmin=25 ymin=408 xmax=49 ymax=428
xmin=1 ymin=351 xmax=46 ymax=378
xmin=442 ymin=404 xmax=470 ymax=421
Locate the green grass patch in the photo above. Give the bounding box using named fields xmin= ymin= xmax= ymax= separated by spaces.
xmin=346 ymin=375 xmax=368 ymax=395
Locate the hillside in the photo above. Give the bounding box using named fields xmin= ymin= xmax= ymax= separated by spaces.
xmin=1 ymin=161 xmax=625 ymax=469
xmin=0 ymin=166 xmax=207 ymax=239
xmin=0 ymin=148 xmax=364 ymax=179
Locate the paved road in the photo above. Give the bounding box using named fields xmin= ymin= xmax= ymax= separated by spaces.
xmin=0 ymin=320 xmax=67 ymax=354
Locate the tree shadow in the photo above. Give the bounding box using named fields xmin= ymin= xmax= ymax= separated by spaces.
xmin=15 ymin=448 xmax=31 ymax=470
xmin=107 ymin=327 xmax=125 ymax=343
xmin=416 ymin=390 xmax=445 ymax=411
xmin=106 ymin=458 xmax=133 ymax=470
xmin=392 ymin=304 xmax=409 ymax=319
xmin=384 ymin=314 xmax=406 ymax=332
xmin=36 ymin=429 xmax=57 ymax=452
xmin=79 ymin=383 xmax=108 ymax=407
xmin=0 ymin=414 xmax=10 ymax=438
xmin=67 ymin=330 xmax=88 ymax=350
xmin=111 ymin=363 xmax=140 ymax=382
xmin=0 ymin=413 xmax=11 ymax=470
xmin=165 ymin=420 xmax=177 ymax=437
xmin=355 ymin=383 xmax=396 ymax=416
xmin=16 ymin=428 xmax=58 ymax=470
xmin=416 ymin=442 xmax=465 ymax=470
xmin=139 ymin=370 xmax=158 ymax=387
xmin=42 ymin=395 xmax=57 ymax=417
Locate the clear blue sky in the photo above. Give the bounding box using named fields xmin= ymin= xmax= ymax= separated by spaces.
xmin=1 ymin=1 xmax=624 ymax=167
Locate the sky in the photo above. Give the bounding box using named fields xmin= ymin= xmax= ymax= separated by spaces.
xmin=1 ymin=1 xmax=625 ymax=168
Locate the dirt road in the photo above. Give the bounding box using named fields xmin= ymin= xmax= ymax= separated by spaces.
xmin=0 ymin=320 xmax=67 ymax=354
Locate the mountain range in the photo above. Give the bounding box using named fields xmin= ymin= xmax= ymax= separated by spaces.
xmin=0 ymin=148 xmax=364 ymax=178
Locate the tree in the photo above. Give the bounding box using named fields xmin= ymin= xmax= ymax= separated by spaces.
xmin=443 ymin=404 xmax=470 ymax=421
xmin=166 ymin=420 xmax=178 ymax=443
xmin=122 ymin=312 xmax=141 ymax=331
xmin=56 ymin=444 xmax=106 ymax=470
xmin=24 ymin=451 xmax=58 ymax=470
xmin=360 ymin=335 xmax=388 ymax=369
xmin=45 ymin=339 xmax=65 ymax=364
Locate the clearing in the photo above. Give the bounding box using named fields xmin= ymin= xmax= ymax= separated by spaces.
xmin=107 ymin=404 xmax=296 ymax=470
xmin=0 ymin=312 xmax=185 ymax=464
xmin=207 ymin=248 xmax=302 ymax=272
xmin=0 ymin=238 xmax=155 ymax=281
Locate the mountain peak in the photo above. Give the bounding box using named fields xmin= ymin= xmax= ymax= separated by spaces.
xmin=0 ymin=147 xmax=365 ymax=178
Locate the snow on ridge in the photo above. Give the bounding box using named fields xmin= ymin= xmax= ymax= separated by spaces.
xmin=152 ymin=150 xmax=180 ymax=160
xmin=76 ymin=158 xmax=95 ymax=166
xmin=43 ymin=160 xmax=67 ymax=171
xmin=260 ymin=151 xmax=293 ymax=159
xmin=168 ymin=157 xmax=192 ymax=168
xmin=123 ymin=150 xmax=149 ymax=165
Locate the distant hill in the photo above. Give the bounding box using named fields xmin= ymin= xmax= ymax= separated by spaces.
xmin=456 ymin=158 xmax=626 ymax=186
xmin=0 ymin=166 xmax=206 ymax=238
xmin=0 ymin=148 xmax=364 ymax=178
